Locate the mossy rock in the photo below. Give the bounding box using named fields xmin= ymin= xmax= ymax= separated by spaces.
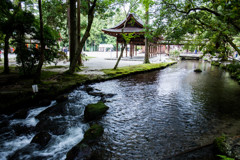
xmin=84 ymin=102 xmax=109 ymax=121
xmin=214 ymin=135 xmax=227 ymax=154
xmin=30 ymin=131 xmax=51 ymax=147
xmin=56 ymin=94 xmax=68 ymax=103
xmin=66 ymin=143 xmax=92 ymax=160
xmin=65 ymin=124 xmax=104 ymax=160
xmin=82 ymin=124 xmax=104 ymax=143
xmin=13 ymin=109 xmax=29 ymax=119
xmin=214 ymin=135 xmax=240 ymax=159
xmin=194 ymin=69 xmax=202 ymax=73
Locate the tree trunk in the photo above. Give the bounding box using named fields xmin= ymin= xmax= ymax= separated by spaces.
xmin=68 ymin=0 xmax=97 ymax=74
xmin=77 ymin=0 xmax=83 ymax=66
xmin=85 ymin=41 xmax=87 ymax=51
xmin=69 ymin=0 xmax=76 ymax=65
xmin=144 ymin=10 xmax=150 ymax=63
xmin=225 ymin=36 xmax=240 ymax=54
xmin=3 ymin=34 xmax=10 ymax=74
xmin=114 ymin=42 xmax=126 ymax=69
xmin=35 ymin=0 xmax=45 ymax=81
xmin=67 ymin=3 xmax=71 ymax=60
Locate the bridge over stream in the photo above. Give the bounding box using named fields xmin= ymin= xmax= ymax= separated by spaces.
xmin=179 ymin=53 xmax=202 ymax=60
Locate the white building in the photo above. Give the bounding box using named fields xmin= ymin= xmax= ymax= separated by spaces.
xmin=99 ymin=44 xmax=114 ymax=52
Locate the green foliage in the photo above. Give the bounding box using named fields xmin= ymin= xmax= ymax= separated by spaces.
xmin=42 ymin=0 xmax=68 ymax=47
xmin=226 ymin=63 xmax=240 ymax=73
xmin=14 ymin=18 xmax=61 ymax=76
xmin=53 ymin=51 xmax=68 ymax=66
xmin=16 ymin=47 xmax=39 ymax=76
xmin=211 ymin=61 xmax=221 ymax=66
xmin=121 ymin=32 xmax=139 ymax=43
xmin=214 ymin=135 xmax=227 ymax=154
xmin=153 ymin=0 xmax=240 ymax=56
xmin=217 ymin=155 xmax=235 ymax=160
xmin=169 ymin=50 xmax=180 ymax=58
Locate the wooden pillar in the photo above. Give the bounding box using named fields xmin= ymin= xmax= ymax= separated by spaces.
xmin=135 ymin=45 xmax=137 ymax=56
xmin=116 ymin=40 xmax=118 ymax=58
xmin=130 ymin=44 xmax=132 ymax=58
xmin=168 ymin=45 xmax=170 ymax=55
xmin=148 ymin=46 xmax=150 ymax=57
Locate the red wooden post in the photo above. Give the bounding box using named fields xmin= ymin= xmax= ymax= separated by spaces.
xmin=135 ymin=45 xmax=137 ymax=56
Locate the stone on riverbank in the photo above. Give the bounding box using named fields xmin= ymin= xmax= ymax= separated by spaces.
xmin=56 ymin=94 xmax=68 ymax=103
xmin=214 ymin=135 xmax=240 ymax=159
xmin=39 ymin=99 xmax=52 ymax=106
xmin=13 ymin=109 xmax=29 ymax=119
xmin=66 ymin=124 xmax=104 ymax=160
xmin=194 ymin=69 xmax=202 ymax=73
xmin=31 ymin=131 xmax=51 ymax=147
xmin=84 ymin=102 xmax=109 ymax=122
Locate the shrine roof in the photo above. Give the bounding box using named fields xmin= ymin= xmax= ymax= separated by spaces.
xmin=102 ymin=27 xmax=144 ymax=33
xmin=102 ymin=13 xmax=145 ymax=34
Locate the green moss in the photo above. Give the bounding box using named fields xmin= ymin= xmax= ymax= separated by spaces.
xmin=66 ymin=124 xmax=104 ymax=160
xmin=41 ymin=71 xmax=59 ymax=80
xmin=211 ymin=61 xmax=221 ymax=66
xmin=102 ymin=62 xmax=176 ymax=78
xmin=84 ymin=102 xmax=109 ymax=121
xmin=217 ymin=155 xmax=235 ymax=160
xmin=44 ymin=65 xmax=67 ymax=69
xmin=82 ymin=124 xmax=104 ymax=143
xmin=220 ymin=64 xmax=227 ymax=70
xmin=214 ymin=135 xmax=227 ymax=154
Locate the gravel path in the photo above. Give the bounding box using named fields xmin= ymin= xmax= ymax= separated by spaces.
xmin=45 ymin=52 xmax=172 ymax=75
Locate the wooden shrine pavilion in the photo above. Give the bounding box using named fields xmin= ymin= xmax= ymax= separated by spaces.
xmin=102 ymin=13 xmax=166 ymax=58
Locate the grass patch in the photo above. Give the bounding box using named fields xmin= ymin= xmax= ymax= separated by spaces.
xmin=85 ymin=56 xmax=95 ymax=59
xmin=41 ymin=71 xmax=59 ymax=80
xmin=0 ymin=66 xmax=18 ymax=74
xmin=44 ymin=65 xmax=67 ymax=69
xmin=102 ymin=62 xmax=176 ymax=78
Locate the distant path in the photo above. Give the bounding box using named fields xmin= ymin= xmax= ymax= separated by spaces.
xmin=47 ymin=52 xmax=172 ymax=75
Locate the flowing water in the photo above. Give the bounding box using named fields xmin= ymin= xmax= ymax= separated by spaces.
xmin=1 ymin=61 xmax=240 ymax=160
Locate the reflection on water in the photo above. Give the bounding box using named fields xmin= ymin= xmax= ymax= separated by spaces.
xmin=90 ymin=60 xmax=240 ymax=159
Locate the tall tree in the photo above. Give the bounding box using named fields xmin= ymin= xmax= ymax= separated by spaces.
xmin=68 ymin=0 xmax=97 ymax=73
xmin=141 ymin=0 xmax=153 ymax=63
xmin=69 ymin=0 xmax=76 ymax=65
xmin=35 ymin=0 xmax=45 ymax=81
xmin=77 ymin=0 xmax=83 ymax=65
xmin=144 ymin=9 xmax=150 ymax=63
xmin=0 ymin=1 xmax=13 ymax=74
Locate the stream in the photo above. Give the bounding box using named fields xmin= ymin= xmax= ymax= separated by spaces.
xmin=1 ymin=60 xmax=240 ymax=160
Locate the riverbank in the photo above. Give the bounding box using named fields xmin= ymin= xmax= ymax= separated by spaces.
xmin=211 ymin=61 xmax=240 ymax=84
xmin=0 ymin=61 xmax=176 ymax=114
